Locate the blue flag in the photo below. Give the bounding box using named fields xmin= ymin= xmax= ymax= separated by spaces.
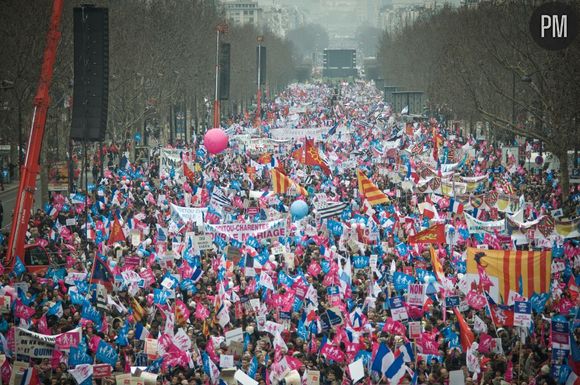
xmin=89 ymin=255 xmax=114 ymax=290
xmin=69 ymin=344 xmax=93 ymax=366
xmin=96 ymin=340 xmax=118 ymax=366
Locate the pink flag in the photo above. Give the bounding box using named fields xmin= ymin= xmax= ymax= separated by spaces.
xmin=51 ymin=348 xmax=62 ymax=369
xmin=466 ymin=290 xmax=487 ymax=310
xmin=478 ymin=333 xmax=493 ymax=354
xmin=38 ymin=314 xmax=50 ymax=335
xmin=195 ymin=303 xmax=210 ymax=320
xmin=320 ymin=343 xmax=345 ymax=362
xmin=1 ymin=358 xmax=11 ymax=385
xmin=418 ymin=334 xmax=440 ymax=355
xmin=14 ymin=300 xmax=36 ymax=319
xmin=307 ymin=261 xmax=322 ymax=277
xmin=383 ymin=317 xmax=407 ymax=336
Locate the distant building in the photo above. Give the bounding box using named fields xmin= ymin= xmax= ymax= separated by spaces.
xmin=220 ymin=0 xmax=263 ymax=29
xmin=378 ymin=5 xmax=429 ymax=35
xmin=261 ymin=3 xmax=306 ymax=37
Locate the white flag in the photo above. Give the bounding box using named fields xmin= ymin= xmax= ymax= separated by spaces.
xmin=473 ymin=315 xmax=488 ymax=334
xmin=69 ymin=364 xmax=93 ymax=385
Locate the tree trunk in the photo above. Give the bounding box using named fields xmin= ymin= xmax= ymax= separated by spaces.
xmin=554 ymin=148 xmax=570 ymax=205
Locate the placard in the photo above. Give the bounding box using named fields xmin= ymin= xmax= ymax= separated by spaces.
xmin=271 ymin=246 xmax=285 ymax=255
xmin=131 ymin=230 xmax=141 ymax=247
xmin=407 ymin=284 xmax=425 ymax=306
xmin=93 ymin=364 xmax=113 ymax=379
xmin=220 ymin=354 xmax=234 ymax=368
xmin=234 ymin=369 xmax=259 ymax=385
xmin=225 ymin=327 xmax=244 ymax=344
xmin=445 ymin=296 xmax=460 ymax=307
xmin=9 ymin=361 xmax=29 ymax=385
xmin=369 ymin=255 xmax=378 ymax=270
xmin=348 ymin=359 xmax=365 ymax=384
xmin=116 ymin=373 xmax=132 ymax=385
xmin=514 ymin=301 xmax=532 ymax=327
xmin=145 ymin=338 xmax=158 ymax=358
xmin=449 ymin=370 xmax=465 ymax=385
xmin=306 ymin=370 xmax=320 ymax=385
xmin=194 ymin=235 xmax=213 ymax=250
xmin=0 ymin=296 xmax=11 ymax=313
xmin=229 ymin=341 xmax=244 ymax=358
xmin=226 ymin=246 xmax=242 ymax=264
xmin=66 ymin=218 xmax=77 ymax=226
xmin=389 ymin=296 xmax=408 ymax=321
xmin=409 ymin=321 xmax=421 ymax=339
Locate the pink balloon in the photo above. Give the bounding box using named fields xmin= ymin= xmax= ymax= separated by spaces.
xmin=203 ymin=128 xmax=229 ymax=154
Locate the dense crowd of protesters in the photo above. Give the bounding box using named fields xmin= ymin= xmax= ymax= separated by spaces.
xmin=0 ymin=81 xmax=579 ymax=385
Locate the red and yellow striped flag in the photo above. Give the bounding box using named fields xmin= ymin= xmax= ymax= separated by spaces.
xmin=466 ymin=247 xmax=551 ymax=302
xmin=271 ymin=169 xmax=308 ymax=196
xmin=130 ymin=297 xmax=145 ymax=322
xmin=429 ymin=246 xmax=446 ymax=282
xmin=356 ymin=170 xmax=389 ymax=206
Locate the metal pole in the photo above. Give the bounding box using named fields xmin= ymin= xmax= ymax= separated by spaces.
xmin=257 ymin=43 xmax=262 ymax=119
xmin=512 ymin=71 xmax=516 ymax=125
xmin=213 ymin=28 xmax=220 ymax=129
xmin=84 ymin=140 xmax=89 ymax=252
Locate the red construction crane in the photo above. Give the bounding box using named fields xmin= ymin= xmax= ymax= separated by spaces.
xmin=4 ymin=0 xmax=64 ymax=273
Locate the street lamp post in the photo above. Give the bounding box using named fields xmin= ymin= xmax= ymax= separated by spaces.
xmin=257 ymin=35 xmax=264 ymax=120
xmin=213 ymin=24 xmax=228 ymax=129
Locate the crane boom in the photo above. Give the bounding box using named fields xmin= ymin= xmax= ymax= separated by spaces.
xmin=4 ymin=0 xmax=64 ymax=272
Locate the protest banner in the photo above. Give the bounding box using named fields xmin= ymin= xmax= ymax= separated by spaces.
xmin=205 ymin=217 xmax=290 ymax=242
xmin=170 ymin=204 xmax=207 ymax=226
xmin=15 ymin=327 xmax=82 ymax=359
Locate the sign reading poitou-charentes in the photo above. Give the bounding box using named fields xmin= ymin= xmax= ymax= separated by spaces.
xmin=204 ymin=217 xmax=290 ymax=242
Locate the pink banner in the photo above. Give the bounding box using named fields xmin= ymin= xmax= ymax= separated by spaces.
xmin=55 ymin=331 xmax=81 ymax=350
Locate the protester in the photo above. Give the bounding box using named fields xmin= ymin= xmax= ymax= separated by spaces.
xmin=0 ymin=81 xmax=579 ymax=385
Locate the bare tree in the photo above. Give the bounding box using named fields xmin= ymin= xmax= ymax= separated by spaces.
xmin=378 ymin=1 xmax=580 ymax=202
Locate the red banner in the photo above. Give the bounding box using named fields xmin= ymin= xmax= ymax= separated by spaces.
xmin=408 ymin=224 xmax=445 ymax=244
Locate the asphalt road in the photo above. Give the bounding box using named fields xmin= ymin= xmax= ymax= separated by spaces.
xmin=0 ymin=179 xmax=43 ymax=233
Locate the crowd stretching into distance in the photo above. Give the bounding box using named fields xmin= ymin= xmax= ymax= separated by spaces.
xmin=0 ymin=81 xmax=579 ymax=385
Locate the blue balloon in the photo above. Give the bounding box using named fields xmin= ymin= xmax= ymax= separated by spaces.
xmin=290 ymin=200 xmax=309 ymax=220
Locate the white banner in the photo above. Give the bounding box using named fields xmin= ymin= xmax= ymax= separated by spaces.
xmin=159 ymin=148 xmax=183 ymax=178
xmin=465 ymin=213 xmax=506 ymax=234
xmin=15 ymin=327 xmax=82 ymax=358
xmin=170 ymin=204 xmax=207 ymax=227
xmin=205 ymin=217 xmax=289 ymax=242
xmin=270 ymin=126 xmax=350 ymax=141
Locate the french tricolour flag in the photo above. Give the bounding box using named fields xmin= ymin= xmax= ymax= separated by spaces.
xmin=371 ymin=343 xmax=394 ymax=376
xmin=449 ymin=198 xmax=464 ymax=215
xmin=386 ymin=354 xmax=407 ymax=384
xmin=20 ymin=368 xmax=40 ymax=385
xmin=398 ymin=342 xmax=415 ymax=363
